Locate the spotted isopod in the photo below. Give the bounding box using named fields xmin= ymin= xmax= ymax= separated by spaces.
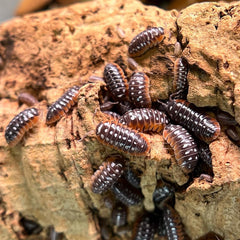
xmin=5 ymin=107 xmax=39 ymax=147
xmin=163 ymin=99 xmax=221 ymax=143
xmin=163 ymin=124 xmax=199 ymax=174
xmin=163 ymin=204 xmax=185 ymax=240
xmin=128 ymin=27 xmax=164 ymax=57
xmin=96 ymin=121 xmax=150 ymax=155
xmin=103 ymin=63 xmax=128 ymax=101
xmin=129 ymin=72 xmax=151 ymax=108
xmin=111 ymin=178 xmax=144 ymax=206
xmin=46 ymin=85 xmax=80 ymax=124
xmin=119 ymin=108 xmax=169 ymax=133
xmin=172 ymin=57 xmax=189 ymax=100
xmin=91 ymin=155 xmax=125 ymax=194
xmin=102 ymin=111 xmax=121 ymax=122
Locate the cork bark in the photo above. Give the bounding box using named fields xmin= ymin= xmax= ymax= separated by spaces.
xmin=0 ymin=0 xmax=239 ymax=239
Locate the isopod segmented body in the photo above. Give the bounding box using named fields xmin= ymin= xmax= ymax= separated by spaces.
xmin=163 ymin=124 xmax=199 ymax=174
xmin=128 ymin=27 xmax=164 ymax=57
xmin=102 ymin=111 xmax=121 ymax=122
xmin=198 ymin=141 xmax=212 ymax=168
xmin=129 ymin=72 xmax=151 ymax=108
xmin=173 ymin=57 xmax=189 ymax=100
xmin=165 ymin=99 xmax=221 ymax=143
xmin=124 ymin=166 xmax=141 ymax=189
xmin=111 ymin=178 xmax=144 ymax=206
xmin=103 ymin=63 xmax=128 ymax=101
xmin=91 ymin=155 xmax=125 ymax=194
xmin=132 ymin=212 xmax=156 ymax=240
xmin=18 ymin=93 xmax=39 ymax=107
xmin=119 ymin=108 xmax=169 ymax=133
xmin=96 ymin=121 xmax=150 ymax=155
xmin=46 ymin=85 xmax=80 ymax=124
xmin=5 ymin=108 xmax=39 ymax=147
xmin=163 ymin=204 xmax=185 ymax=240
xmin=112 ymin=203 xmax=127 ymax=227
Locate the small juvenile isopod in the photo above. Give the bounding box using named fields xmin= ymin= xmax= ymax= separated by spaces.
xmin=124 ymin=166 xmax=141 ymax=189
xmin=91 ymin=155 xmax=125 ymax=194
xmin=96 ymin=121 xmax=150 ymax=155
xmin=5 ymin=107 xmax=39 ymax=147
xmin=111 ymin=178 xmax=144 ymax=206
xmin=128 ymin=27 xmax=164 ymax=57
xmin=163 ymin=124 xmax=199 ymax=174
xmin=46 ymin=85 xmax=80 ymax=125
xmin=198 ymin=141 xmax=212 ymax=168
xmin=119 ymin=108 xmax=169 ymax=133
xmin=103 ymin=63 xmax=128 ymax=101
xmin=172 ymin=57 xmax=189 ymax=100
xmin=18 ymin=93 xmax=39 ymax=107
xmin=215 ymin=109 xmax=238 ymax=126
xmin=163 ymin=204 xmax=185 ymax=240
xmin=132 ymin=212 xmax=156 ymax=240
xmin=161 ymin=98 xmax=221 ymax=143
xmin=129 ymin=72 xmax=151 ymax=108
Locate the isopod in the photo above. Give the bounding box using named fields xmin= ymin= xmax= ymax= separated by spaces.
xmin=198 ymin=141 xmax=212 ymax=168
xmin=129 ymin=72 xmax=151 ymax=108
xmin=163 ymin=124 xmax=199 ymax=174
xmin=163 ymin=204 xmax=185 ymax=240
xmin=103 ymin=63 xmax=128 ymax=101
xmin=111 ymin=178 xmax=144 ymax=206
xmin=46 ymin=85 xmax=80 ymax=124
xmin=112 ymin=203 xmax=127 ymax=227
xmin=19 ymin=217 xmax=43 ymax=235
xmin=124 ymin=166 xmax=141 ymax=189
xmin=172 ymin=57 xmax=189 ymax=100
xmin=128 ymin=27 xmax=164 ymax=57
xmin=18 ymin=93 xmax=38 ymax=107
xmin=91 ymin=155 xmax=125 ymax=194
xmin=96 ymin=121 xmax=150 ymax=155
xmin=161 ymin=98 xmax=221 ymax=143
xmin=5 ymin=107 xmax=39 ymax=147
xmin=132 ymin=212 xmax=156 ymax=240
xmin=119 ymin=108 xmax=169 ymax=133
xmin=103 ymin=111 xmax=121 ymax=122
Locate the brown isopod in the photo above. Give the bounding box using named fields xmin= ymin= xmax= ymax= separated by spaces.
xmin=91 ymin=155 xmax=125 ymax=194
xmin=96 ymin=121 xmax=150 ymax=156
xmin=128 ymin=27 xmax=164 ymax=57
xmin=163 ymin=124 xmax=199 ymax=174
xmin=46 ymin=86 xmax=80 ymax=125
xmin=103 ymin=63 xmax=128 ymax=101
xmin=18 ymin=92 xmax=39 ymax=107
xmin=119 ymin=108 xmax=169 ymax=133
xmin=5 ymin=107 xmax=39 ymax=147
xmin=129 ymin=72 xmax=151 ymax=108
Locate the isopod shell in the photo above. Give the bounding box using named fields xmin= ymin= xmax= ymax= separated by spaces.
xmin=111 ymin=178 xmax=144 ymax=206
xmin=5 ymin=107 xmax=39 ymax=147
xmin=129 ymin=72 xmax=151 ymax=108
xmin=96 ymin=121 xmax=150 ymax=156
xmin=112 ymin=203 xmax=127 ymax=227
xmin=163 ymin=204 xmax=185 ymax=240
xmin=128 ymin=27 xmax=164 ymax=57
xmin=46 ymin=85 xmax=80 ymax=124
xmin=124 ymin=166 xmax=141 ymax=189
xmin=119 ymin=108 xmax=169 ymax=133
xmin=103 ymin=63 xmax=128 ymax=101
xmin=18 ymin=92 xmax=38 ymax=107
xmin=91 ymin=155 xmax=125 ymax=194
xmin=163 ymin=124 xmax=199 ymax=174
xmin=166 ymin=99 xmax=221 ymax=143
xmin=198 ymin=141 xmax=212 ymax=168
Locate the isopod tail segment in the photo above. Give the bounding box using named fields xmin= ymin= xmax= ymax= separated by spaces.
xmin=5 ymin=107 xmax=40 ymax=147
xmin=128 ymin=27 xmax=165 ymax=58
xmin=96 ymin=121 xmax=151 ymax=156
xmin=91 ymin=154 xmax=125 ymax=194
xmin=163 ymin=124 xmax=199 ymax=174
xmin=46 ymin=85 xmax=81 ymax=125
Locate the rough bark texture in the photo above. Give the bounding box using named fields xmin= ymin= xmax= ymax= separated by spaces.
xmin=0 ymin=0 xmax=240 ymax=240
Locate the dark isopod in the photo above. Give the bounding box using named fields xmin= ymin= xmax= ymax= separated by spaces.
xmin=112 ymin=203 xmax=127 ymax=227
xmin=46 ymin=86 xmax=80 ymax=124
xmin=119 ymin=108 xmax=169 ymax=133
xmin=91 ymin=155 xmax=125 ymax=194
xmin=225 ymin=126 xmax=240 ymax=142
xmin=163 ymin=124 xmax=199 ymax=174
xmin=111 ymin=178 xmax=144 ymax=206
xmin=19 ymin=217 xmax=43 ymax=235
xmin=198 ymin=141 xmax=212 ymax=168
xmin=5 ymin=107 xmax=39 ymax=147
xmin=172 ymin=57 xmax=189 ymax=100
xmin=128 ymin=27 xmax=164 ymax=57
xmin=124 ymin=166 xmax=141 ymax=189
xmin=164 ymin=99 xmax=221 ymax=143
xmin=215 ymin=109 xmax=238 ymax=126
xmin=103 ymin=63 xmax=128 ymax=101
xmin=129 ymin=72 xmax=151 ymax=108
xmin=163 ymin=204 xmax=185 ymax=240
xmin=96 ymin=121 xmax=150 ymax=155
